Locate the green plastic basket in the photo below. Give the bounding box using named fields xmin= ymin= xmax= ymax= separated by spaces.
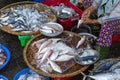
xmin=18 ymin=35 xmax=32 ymax=47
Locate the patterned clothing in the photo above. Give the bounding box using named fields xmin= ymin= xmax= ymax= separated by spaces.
xmin=82 ymin=0 xmax=120 ymax=47
xmin=93 ymin=0 xmax=120 ymax=24
xmin=97 ymin=19 xmax=120 ymax=47
xmin=82 ymin=0 xmax=94 ymax=9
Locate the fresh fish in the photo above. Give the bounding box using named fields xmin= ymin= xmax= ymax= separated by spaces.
xmin=109 ymin=62 xmax=120 ymax=72
xmin=0 ymin=5 xmax=50 ymax=32
xmin=50 ymin=51 xmax=59 ymax=60
xmin=78 ymin=55 xmax=97 ymax=61
xmin=40 ymin=28 xmax=53 ymax=33
xmin=38 ymin=39 xmax=52 ymax=52
xmin=40 ymin=63 xmax=53 ymax=73
xmin=76 ymin=36 xmax=86 ymax=48
xmin=40 ymin=50 xmax=53 ymax=63
xmin=31 ymin=38 xmax=47 ymax=47
xmin=48 ymin=59 xmax=62 ymax=73
xmin=54 ymin=55 xmax=74 ymax=62
xmin=59 ymin=50 xmax=69 ymax=55
xmin=89 ymin=72 xmax=120 ymax=80
xmin=95 ymin=61 xmax=117 ymax=73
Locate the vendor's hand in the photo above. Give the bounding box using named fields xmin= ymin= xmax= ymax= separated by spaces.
xmin=83 ymin=18 xmax=98 ymax=24
xmin=81 ymin=10 xmax=90 ymax=19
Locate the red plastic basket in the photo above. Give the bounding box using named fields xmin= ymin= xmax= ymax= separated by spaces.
xmin=112 ymin=34 xmax=120 ymax=42
xmin=41 ymin=0 xmax=83 ymax=29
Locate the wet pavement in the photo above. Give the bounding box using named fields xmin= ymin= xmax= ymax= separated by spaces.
xmin=0 ymin=0 xmax=120 ymax=80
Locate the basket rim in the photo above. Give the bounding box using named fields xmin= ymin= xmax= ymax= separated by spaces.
xmin=0 ymin=1 xmax=57 ymax=36
xmin=23 ymin=31 xmax=89 ymax=78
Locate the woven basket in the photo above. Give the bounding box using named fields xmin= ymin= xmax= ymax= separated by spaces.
xmin=23 ymin=31 xmax=89 ymax=78
xmin=0 ymin=1 xmax=57 ymax=35
xmin=86 ymin=58 xmax=120 ymax=80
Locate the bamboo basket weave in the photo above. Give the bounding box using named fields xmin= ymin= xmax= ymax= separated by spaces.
xmin=0 ymin=1 xmax=57 ymax=35
xmin=23 ymin=31 xmax=89 ymax=78
xmin=87 ymin=58 xmax=120 ymax=80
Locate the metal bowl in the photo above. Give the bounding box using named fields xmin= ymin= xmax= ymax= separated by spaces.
xmin=39 ymin=22 xmax=63 ymax=37
xmin=74 ymin=49 xmax=100 ymax=65
xmin=71 ymin=24 xmax=92 ymax=34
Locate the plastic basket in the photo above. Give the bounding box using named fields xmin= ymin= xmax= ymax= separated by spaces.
xmin=18 ymin=35 xmax=32 ymax=47
xmin=0 ymin=44 xmax=11 ymax=70
xmin=13 ymin=68 xmax=50 ymax=80
xmin=112 ymin=34 xmax=120 ymax=42
xmin=33 ymin=0 xmax=83 ymax=29
xmin=0 ymin=75 xmax=8 ymax=80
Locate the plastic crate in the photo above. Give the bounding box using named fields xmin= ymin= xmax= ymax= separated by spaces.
xmin=18 ymin=35 xmax=32 ymax=47
xmin=112 ymin=34 xmax=120 ymax=42
xmin=33 ymin=0 xmax=83 ymax=29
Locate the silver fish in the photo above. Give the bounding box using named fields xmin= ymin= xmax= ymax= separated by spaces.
xmin=109 ymin=62 xmax=120 ymax=72
xmin=76 ymin=36 xmax=86 ymax=48
xmin=89 ymin=72 xmax=120 ymax=80
xmin=54 ymin=55 xmax=74 ymax=62
xmin=48 ymin=59 xmax=62 ymax=73
xmin=40 ymin=49 xmax=53 ymax=63
xmin=38 ymin=39 xmax=52 ymax=52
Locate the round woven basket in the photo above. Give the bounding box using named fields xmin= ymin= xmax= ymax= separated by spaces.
xmin=23 ymin=31 xmax=89 ymax=78
xmin=0 ymin=1 xmax=57 ymax=35
xmin=86 ymin=58 xmax=120 ymax=80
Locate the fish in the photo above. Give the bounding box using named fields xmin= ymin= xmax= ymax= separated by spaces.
xmin=38 ymin=39 xmax=52 ymax=52
xmin=50 ymin=51 xmax=59 ymax=60
xmin=40 ymin=63 xmax=53 ymax=73
xmin=79 ymin=56 xmax=97 ymax=61
xmin=95 ymin=61 xmax=117 ymax=73
xmin=109 ymin=62 xmax=120 ymax=72
xmin=89 ymin=72 xmax=120 ymax=80
xmin=31 ymin=38 xmax=47 ymax=48
xmin=0 ymin=5 xmax=50 ymax=32
xmin=54 ymin=55 xmax=74 ymax=62
xmin=76 ymin=36 xmax=86 ymax=48
xmin=48 ymin=59 xmax=62 ymax=73
xmin=40 ymin=49 xmax=53 ymax=63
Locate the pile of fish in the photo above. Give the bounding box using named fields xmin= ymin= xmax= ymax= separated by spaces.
xmin=51 ymin=3 xmax=79 ymax=19
xmin=88 ymin=60 xmax=120 ymax=80
xmin=31 ymin=36 xmax=87 ymax=73
xmin=0 ymin=49 xmax=6 ymax=66
xmin=39 ymin=22 xmax=63 ymax=35
xmin=18 ymin=69 xmax=46 ymax=80
xmin=0 ymin=5 xmax=50 ymax=33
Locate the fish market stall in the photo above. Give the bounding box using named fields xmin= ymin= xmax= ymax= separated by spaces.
xmin=23 ymin=31 xmax=99 ymax=79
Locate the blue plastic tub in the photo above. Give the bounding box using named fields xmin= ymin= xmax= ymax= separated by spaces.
xmin=0 ymin=75 xmax=8 ymax=80
xmin=13 ymin=68 xmax=50 ymax=80
xmin=33 ymin=0 xmax=45 ymax=2
xmin=0 ymin=44 xmax=11 ymax=70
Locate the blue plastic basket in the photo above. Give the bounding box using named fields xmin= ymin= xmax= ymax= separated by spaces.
xmin=0 ymin=44 xmax=11 ymax=70
xmin=33 ymin=0 xmax=45 ymax=2
xmin=13 ymin=68 xmax=50 ymax=80
xmin=0 ymin=75 xmax=8 ymax=80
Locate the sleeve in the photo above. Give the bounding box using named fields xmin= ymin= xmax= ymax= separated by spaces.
xmin=97 ymin=15 xmax=109 ymax=25
xmin=92 ymin=0 xmax=102 ymax=9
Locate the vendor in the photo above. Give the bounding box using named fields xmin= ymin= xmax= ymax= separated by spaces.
xmin=81 ymin=0 xmax=120 ymax=59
